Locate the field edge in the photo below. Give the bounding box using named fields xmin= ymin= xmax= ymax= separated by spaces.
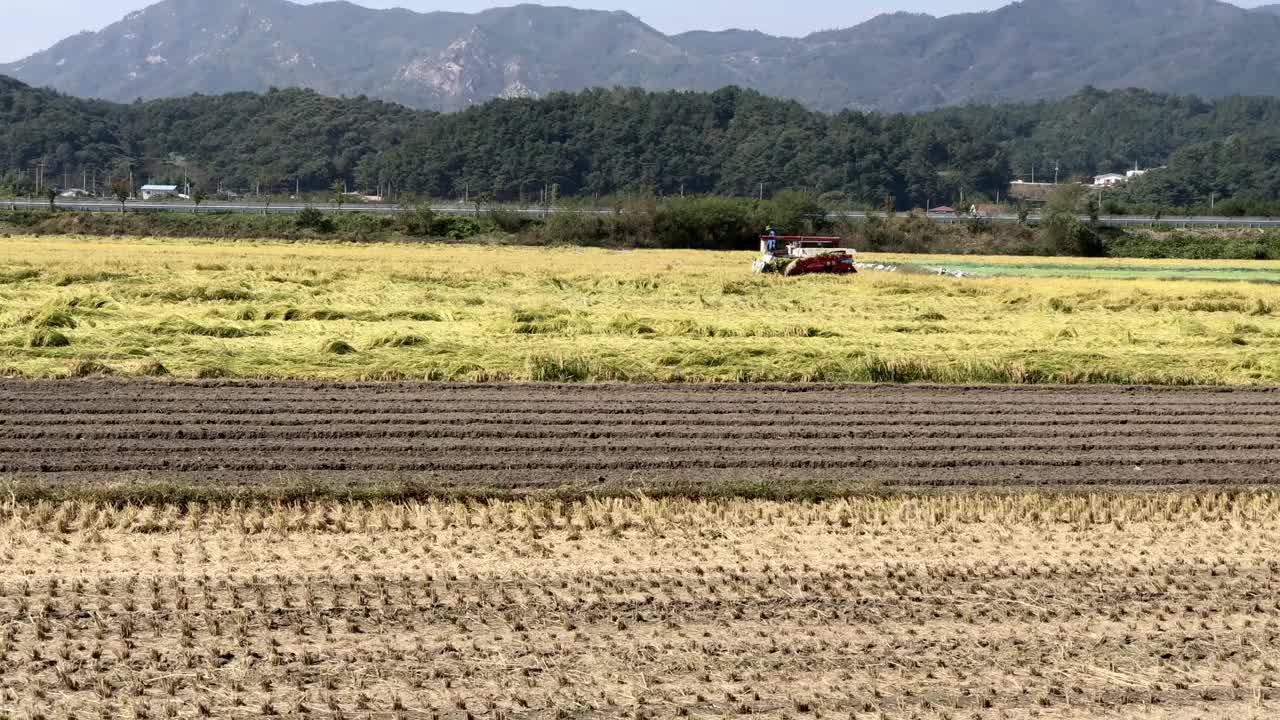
xmin=8 ymin=476 xmax=1280 ymax=505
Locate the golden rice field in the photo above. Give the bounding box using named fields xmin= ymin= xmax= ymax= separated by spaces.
xmin=2 ymin=493 xmax=1279 ymax=719
xmin=1 ymin=234 xmax=1279 ymax=383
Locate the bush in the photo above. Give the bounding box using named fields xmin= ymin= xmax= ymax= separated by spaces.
xmin=432 ymin=215 xmax=485 ymax=240
xmin=766 ymin=191 xmax=831 ymax=236
xmin=1040 ymin=185 xmax=1104 ymax=256
xmin=1104 ymin=230 xmax=1280 ymax=260
xmin=396 ymin=205 xmax=489 ymax=240
xmin=844 ymin=214 xmax=1039 ymax=255
xmin=399 ymin=205 xmax=436 ymax=237
xmin=488 ymin=209 xmax=534 ymax=234
xmin=652 ymin=197 xmax=758 ymax=250
xmin=295 ymin=207 xmax=335 ymax=233
xmin=1040 ymin=214 xmax=1104 ymax=256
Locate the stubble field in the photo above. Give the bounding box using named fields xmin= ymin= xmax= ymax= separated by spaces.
xmin=3 ymin=494 xmax=1280 ymax=720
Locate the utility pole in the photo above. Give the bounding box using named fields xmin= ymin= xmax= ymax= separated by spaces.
xmin=1210 ymin=192 xmax=1216 ymax=212
xmin=759 ymin=182 xmax=764 ymax=201
xmin=1054 ymin=161 xmax=1060 ymax=185
xmin=31 ymin=159 xmax=46 ymax=194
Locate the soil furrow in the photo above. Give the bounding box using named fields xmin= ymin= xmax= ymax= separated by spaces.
xmin=5 ymin=380 xmax=1277 ymax=490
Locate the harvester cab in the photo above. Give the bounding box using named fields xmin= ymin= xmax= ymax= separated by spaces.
xmin=752 ymin=234 xmax=857 ymax=276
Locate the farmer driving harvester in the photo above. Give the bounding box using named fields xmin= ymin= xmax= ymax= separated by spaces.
xmin=752 ymin=227 xmax=857 ymax=276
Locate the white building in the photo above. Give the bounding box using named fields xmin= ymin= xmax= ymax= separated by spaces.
xmin=140 ymin=184 xmax=179 ymax=200
xmin=1093 ymin=167 xmax=1153 ymax=188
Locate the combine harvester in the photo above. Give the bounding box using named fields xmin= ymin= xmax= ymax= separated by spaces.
xmin=752 ymin=234 xmax=857 ymax=276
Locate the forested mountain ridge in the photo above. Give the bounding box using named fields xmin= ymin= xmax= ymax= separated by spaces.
xmin=4 ymin=75 xmax=1280 ymax=209
xmin=5 ymin=0 xmax=1280 ymax=113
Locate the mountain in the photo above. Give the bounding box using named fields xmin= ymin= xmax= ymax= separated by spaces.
xmin=4 ymin=0 xmax=1280 ymax=113
xmin=0 ymin=0 xmax=724 ymax=112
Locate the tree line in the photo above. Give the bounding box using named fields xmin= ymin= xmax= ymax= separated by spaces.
xmin=4 ymin=74 xmax=1280 ymax=210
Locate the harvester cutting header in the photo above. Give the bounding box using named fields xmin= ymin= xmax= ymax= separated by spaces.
xmin=752 ymin=229 xmax=857 ymax=276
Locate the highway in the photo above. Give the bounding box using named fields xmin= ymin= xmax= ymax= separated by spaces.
xmin=5 ymin=198 xmax=1280 ymax=229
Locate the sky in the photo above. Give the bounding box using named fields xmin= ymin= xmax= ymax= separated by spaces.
xmin=1 ymin=0 xmax=1274 ymax=62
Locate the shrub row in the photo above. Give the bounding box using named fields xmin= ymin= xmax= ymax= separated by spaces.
xmin=1104 ymin=231 xmax=1280 ymax=260
xmin=0 ymin=206 xmax=493 ymax=242
xmin=5 ymin=201 xmax=1280 ymax=260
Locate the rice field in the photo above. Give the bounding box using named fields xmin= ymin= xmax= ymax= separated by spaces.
xmin=876 ymin=253 xmax=1280 ymax=282
xmin=2 ymin=492 xmax=1279 ymax=720
xmin=5 ymin=235 xmax=1280 ymax=720
xmin=1 ymin=235 xmax=1278 ymax=383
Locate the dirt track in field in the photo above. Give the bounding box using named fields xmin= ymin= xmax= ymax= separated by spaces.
xmin=3 ymin=380 xmax=1280 ymax=490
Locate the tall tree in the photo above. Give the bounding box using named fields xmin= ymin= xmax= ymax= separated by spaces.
xmin=110 ymin=178 xmax=130 ymax=213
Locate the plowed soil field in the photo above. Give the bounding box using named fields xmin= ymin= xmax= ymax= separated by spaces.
xmin=4 ymin=380 xmax=1279 ymax=492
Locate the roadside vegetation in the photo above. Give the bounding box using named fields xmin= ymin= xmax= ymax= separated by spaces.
xmin=6 ymin=192 xmax=1280 ymax=260
xmin=1 ymin=235 xmax=1278 ymax=383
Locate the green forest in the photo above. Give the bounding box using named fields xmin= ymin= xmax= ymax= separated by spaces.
xmin=3 ymin=74 xmax=1280 ymax=211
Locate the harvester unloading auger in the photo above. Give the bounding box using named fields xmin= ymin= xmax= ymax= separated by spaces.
xmin=752 ymin=233 xmax=857 ymax=276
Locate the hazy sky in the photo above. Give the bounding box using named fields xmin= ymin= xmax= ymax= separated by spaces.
xmin=2 ymin=0 xmax=1273 ymax=62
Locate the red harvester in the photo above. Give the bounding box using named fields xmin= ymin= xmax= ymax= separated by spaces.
xmin=752 ymin=235 xmax=857 ymax=276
